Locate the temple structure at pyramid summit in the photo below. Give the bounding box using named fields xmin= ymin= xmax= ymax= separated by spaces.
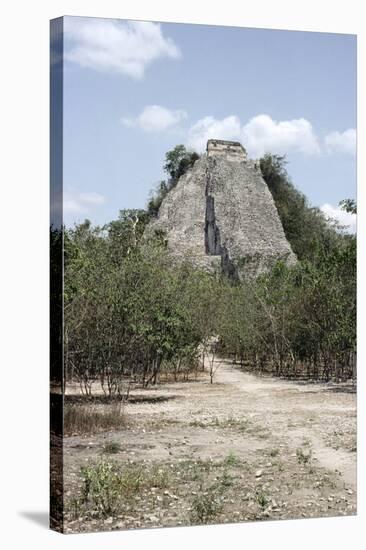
xmin=146 ymin=139 xmax=297 ymax=279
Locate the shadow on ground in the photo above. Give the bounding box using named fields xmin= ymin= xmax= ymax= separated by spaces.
xmin=65 ymin=394 xmax=179 ymax=405
xmin=19 ymin=511 xmax=49 ymax=529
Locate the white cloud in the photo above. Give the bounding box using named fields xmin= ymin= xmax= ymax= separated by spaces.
xmin=122 ymin=105 xmax=187 ymax=132
xmin=324 ymin=129 xmax=356 ymax=156
xmin=65 ymin=18 xmax=181 ymax=78
xmin=64 ymin=189 xmax=106 ymax=214
xmin=78 ymin=192 xmax=106 ymax=205
xmin=187 ymin=115 xmax=241 ymax=152
xmin=321 ymin=203 xmax=356 ymax=233
xmin=242 ymin=115 xmax=321 ymax=157
xmin=186 ymin=114 xmax=320 ymax=156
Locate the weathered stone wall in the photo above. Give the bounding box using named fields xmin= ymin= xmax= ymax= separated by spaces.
xmin=207 ymin=139 xmax=247 ymax=162
xmin=146 ymin=140 xmax=296 ymax=279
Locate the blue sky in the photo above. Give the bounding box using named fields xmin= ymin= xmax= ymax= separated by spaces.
xmin=62 ymin=16 xmax=356 ymax=230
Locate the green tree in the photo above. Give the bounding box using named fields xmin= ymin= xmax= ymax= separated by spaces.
xmin=260 ymin=154 xmax=339 ymax=261
xmin=339 ymin=198 xmax=357 ymax=215
xmin=164 ymin=144 xmax=200 ymax=183
xmin=147 ymin=145 xmax=200 ymax=217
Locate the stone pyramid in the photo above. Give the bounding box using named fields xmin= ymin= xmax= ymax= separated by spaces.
xmin=147 ymin=139 xmax=296 ymax=279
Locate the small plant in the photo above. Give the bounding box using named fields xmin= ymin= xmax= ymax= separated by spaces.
xmin=223 ymin=416 xmax=248 ymax=431
xmin=219 ymin=470 xmax=234 ymax=488
xmin=189 ymin=486 xmax=222 ymax=524
xmin=320 ymin=475 xmax=337 ymax=489
xmin=256 ymin=489 xmax=269 ymax=509
xmin=186 ymin=459 xmax=213 ymax=482
xmin=102 ymin=441 xmax=121 ymax=454
xmin=148 ymin=464 xmax=171 ymax=489
xmin=296 ymin=447 xmax=312 ymax=465
xmin=238 ymin=420 xmax=248 ymax=433
xmin=224 ymin=452 xmax=240 ymax=467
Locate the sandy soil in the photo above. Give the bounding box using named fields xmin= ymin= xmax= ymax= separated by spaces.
xmin=63 ymin=358 xmax=356 ymax=533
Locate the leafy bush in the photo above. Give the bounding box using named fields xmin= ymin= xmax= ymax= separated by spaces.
xmin=81 ymin=460 xmax=125 ymax=517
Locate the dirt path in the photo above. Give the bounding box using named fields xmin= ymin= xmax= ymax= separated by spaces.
xmin=64 ymin=358 xmax=357 ymax=532
xmin=213 ymin=361 xmax=357 ymax=488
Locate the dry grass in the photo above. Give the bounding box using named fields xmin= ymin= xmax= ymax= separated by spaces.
xmin=64 ymin=402 xmax=126 ymax=436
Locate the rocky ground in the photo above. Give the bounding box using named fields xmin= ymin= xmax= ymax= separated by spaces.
xmin=63 ymin=358 xmax=356 ymax=533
